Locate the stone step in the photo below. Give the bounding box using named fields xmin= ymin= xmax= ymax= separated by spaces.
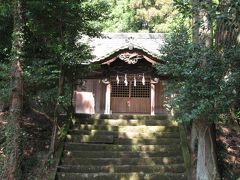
xmin=75 ymin=114 xmax=169 ymax=121
xmin=114 ymin=137 xmax=181 ymax=145
xmin=57 ymin=172 xmax=187 ymax=180
xmin=74 ymin=119 xmax=175 ymax=126
xmin=64 ymin=143 xmax=182 ymax=152
xmin=66 ymin=134 xmax=181 ymax=145
xmin=66 ymin=134 xmax=114 ymax=144
xmin=57 ymin=164 xmax=186 ymax=173
xmin=68 ymin=130 xmax=180 ymax=138
xmin=54 ymin=114 xmax=186 ymax=180
xmin=63 ymin=150 xmax=183 ymax=158
xmin=72 ymin=125 xmax=179 ymax=132
xmin=60 ymin=156 xmax=184 ymax=166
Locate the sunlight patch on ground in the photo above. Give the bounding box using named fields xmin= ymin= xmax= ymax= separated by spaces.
xmin=66 ymin=151 xmax=72 ymax=156
xmin=66 ymin=134 xmax=72 ymax=140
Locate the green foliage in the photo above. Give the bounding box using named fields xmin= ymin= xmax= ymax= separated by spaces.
xmin=3 ymin=0 xmax=109 ymax=118
xmin=104 ymin=0 xmax=177 ymax=32
xmin=57 ymin=115 xmax=74 ymax=140
xmin=0 ymin=63 xmax=10 ymax=103
xmin=155 ymin=24 xmax=240 ymax=123
xmin=0 ymin=0 xmax=106 ymax=178
xmin=132 ymin=0 xmax=178 ymax=32
xmin=0 ymin=1 xmax=13 ymax=60
xmin=20 ymin=0 xmax=109 ymax=113
xmin=103 ymin=0 xmax=140 ymax=32
xmin=155 ymin=0 xmax=240 ymax=125
xmin=173 ymin=0 xmax=191 ymax=17
xmin=57 ymin=124 xmax=69 ymax=140
xmin=0 ymin=1 xmax=13 ymax=104
xmin=0 ymin=113 xmax=23 ymax=178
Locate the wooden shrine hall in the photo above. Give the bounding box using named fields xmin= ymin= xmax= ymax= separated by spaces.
xmin=74 ymin=33 xmax=167 ymax=115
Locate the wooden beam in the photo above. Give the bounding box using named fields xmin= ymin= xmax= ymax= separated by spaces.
xmin=97 ymin=48 xmax=162 ymax=65
xmin=143 ymin=55 xmax=158 ymax=65
xmin=104 ymin=83 xmax=111 ymax=114
xmin=102 ymin=57 xmax=118 ymax=65
xmin=151 ymin=83 xmax=155 ymax=115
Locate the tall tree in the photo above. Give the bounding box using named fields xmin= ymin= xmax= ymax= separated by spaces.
xmin=215 ymin=0 xmax=240 ymax=130
xmin=22 ymin=0 xmax=109 ymax=154
xmin=4 ymin=0 xmax=25 ymax=179
xmin=191 ymin=0 xmax=219 ymax=179
xmin=1 ymin=0 xmax=109 ymax=177
xmin=23 ymin=0 xmax=108 ymax=112
xmin=156 ymin=0 xmax=239 ymax=179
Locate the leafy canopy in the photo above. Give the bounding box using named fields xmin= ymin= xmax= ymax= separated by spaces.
xmin=103 ymin=0 xmax=177 ymax=32
xmin=0 ymin=0 xmax=109 ymax=113
xmin=155 ymin=1 xmax=240 ymax=123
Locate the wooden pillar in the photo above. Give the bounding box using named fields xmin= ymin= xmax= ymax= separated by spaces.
xmin=151 ymin=78 xmax=159 ymax=115
xmin=94 ymin=80 xmax=101 ymax=113
xmin=151 ymin=83 xmax=155 ymax=115
xmin=104 ymin=83 xmax=111 ymax=114
xmin=105 ymin=84 xmax=111 ymax=114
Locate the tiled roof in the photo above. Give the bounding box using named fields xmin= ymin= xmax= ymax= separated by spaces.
xmin=78 ymin=33 xmax=165 ymax=63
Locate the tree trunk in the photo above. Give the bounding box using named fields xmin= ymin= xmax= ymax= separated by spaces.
xmin=49 ymin=65 xmax=65 ymax=155
xmin=215 ymin=0 xmax=240 ymax=47
xmin=196 ymin=120 xmax=220 ymax=180
xmin=5 ymin=0 xmax=25 ymax=179
xmin=7 ymin=61 xmax=23 ymax=180
xmin=190 ymin=123 xmax=198 ymax=179
xmin=191 ymin=0 xmax=220 ymax=179
xmin=191 ymin=0 xmax=200 ymax=45
xmin=198 ymin=0 xmax=213 ymax=48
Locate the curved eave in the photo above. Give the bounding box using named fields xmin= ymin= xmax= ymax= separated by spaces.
xmin=87 ymin=45 xmax=164 ymax=65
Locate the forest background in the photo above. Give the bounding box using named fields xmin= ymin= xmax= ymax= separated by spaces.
xmin=0 ymin=0 xmax=239 ymax=179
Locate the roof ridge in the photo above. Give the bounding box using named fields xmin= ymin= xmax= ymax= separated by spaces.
xmin=99 ymin=32 xmax=165 ymax=39
xmin=79 ymin=33 xmax=166 ymax=63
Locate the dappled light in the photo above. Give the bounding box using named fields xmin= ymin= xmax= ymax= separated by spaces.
xmin=56 ymin=114 xmax=186 ymax=179
xmin=0 ymin=0 xmax=239 ymax=179
xmin=66 ymin=134 xmax=72 ymax=140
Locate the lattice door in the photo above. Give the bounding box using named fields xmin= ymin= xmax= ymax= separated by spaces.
xmin=111 ymin=77 xmax=151 ymax=113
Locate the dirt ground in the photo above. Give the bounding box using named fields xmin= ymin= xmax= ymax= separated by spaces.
xmin=20 ymin=109 xmax=53 ymax=179
xmin=0 ymin=109 xmax=52 ymax=179
xmin=216 ymin=124 xmax=240 ymax=179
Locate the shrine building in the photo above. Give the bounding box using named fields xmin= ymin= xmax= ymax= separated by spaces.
xmin=74 ymin=33 xmax=168 ymax=115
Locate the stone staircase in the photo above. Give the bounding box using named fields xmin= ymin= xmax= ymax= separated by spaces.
xmin=56 ymin=115 xmax=187 ymax=180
